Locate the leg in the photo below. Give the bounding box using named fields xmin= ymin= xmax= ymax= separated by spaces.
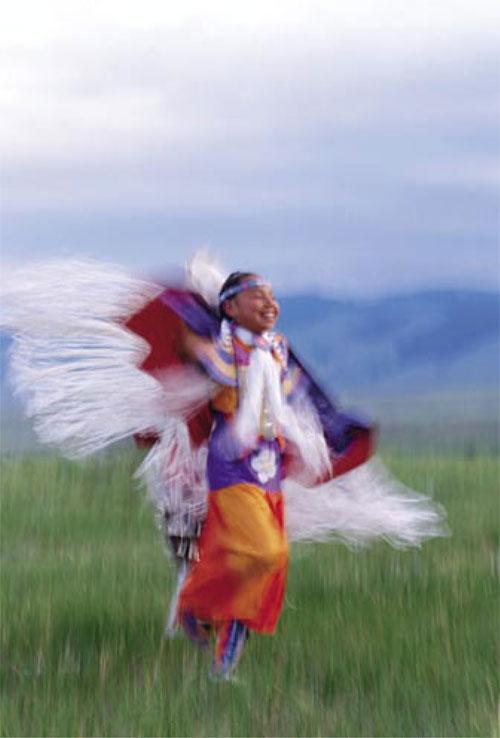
xmin=211 ymin=620 xmax=249 ymax=680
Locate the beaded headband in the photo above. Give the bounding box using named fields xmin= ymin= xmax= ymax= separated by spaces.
xmin=218 ymin=278 xmax=270 ymax=304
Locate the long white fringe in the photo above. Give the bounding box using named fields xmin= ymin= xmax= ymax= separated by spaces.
xmin=135 ymin=421 xmax=209 ymax=537
xmin=284 ymin=457 xmax=447 ymax=547
xmin=164 ymin=560 xmax=190 ymax=637
xmin=1 ymin=259 xmax=168 ymax=457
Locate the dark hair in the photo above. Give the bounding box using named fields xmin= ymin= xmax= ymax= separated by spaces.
xmin=218 ymin=271 xmax=255 ymax=320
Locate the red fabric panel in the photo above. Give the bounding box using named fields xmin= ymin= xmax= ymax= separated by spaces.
xmin=187 ymin=407 xmax=214 ymax=447
xmin=330 ymin=428 xmax=376 ymax=479
xmin=282 ymin=427 xmax=376 ymax=485
xmin=124 ymin=295 xmax=184 ymax=374
xmin=123 ymin=295 xmax=212 ymax=449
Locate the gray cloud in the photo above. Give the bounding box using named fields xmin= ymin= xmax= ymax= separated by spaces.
xmin=1 ymin=7 xmax=498 ymax=295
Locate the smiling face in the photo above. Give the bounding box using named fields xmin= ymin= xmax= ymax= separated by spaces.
xmin=223 ymin=276 xmax=280 ymax=334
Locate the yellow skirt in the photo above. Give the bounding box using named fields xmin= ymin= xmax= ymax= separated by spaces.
xmin=178 ymin=483 xmax=288 ymax=633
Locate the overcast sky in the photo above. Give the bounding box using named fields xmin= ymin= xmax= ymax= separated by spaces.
xmin=1 ymin=0 xmax=499 ymax=296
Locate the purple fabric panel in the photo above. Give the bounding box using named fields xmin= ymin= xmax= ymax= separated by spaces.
xmin=207 ymin=415 xmax=282 ymax=492
xmin=160 ymin=289 xmax=219 ymax=338
xmin=288 ymin=347 xmax=375 ymax=454
xmin=196 ymin=355 xmax=238 ymax=388
xmin=160 ymin=288 xmax=240 ymax=387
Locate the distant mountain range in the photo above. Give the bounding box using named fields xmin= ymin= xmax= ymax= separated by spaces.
xmin=277 ymin=289 xmax=499 ymax=396
xmin=1 ymin=289 xmax=498 ymax=452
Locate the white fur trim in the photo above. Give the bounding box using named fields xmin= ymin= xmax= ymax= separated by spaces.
xmin=234 ymin=347 xmax=331 ymax=481
xmin=234 ymin=347 xmax=272 ymax=446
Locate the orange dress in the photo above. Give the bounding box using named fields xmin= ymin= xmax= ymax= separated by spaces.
xmin=177 ymin=337 xmax=290 ymax=634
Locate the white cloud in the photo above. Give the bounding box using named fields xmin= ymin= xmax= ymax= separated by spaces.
xmin=2 ymin=0 xmax=499 ymax=162
xmin=1 ymin=0 xmax=498 ymax=293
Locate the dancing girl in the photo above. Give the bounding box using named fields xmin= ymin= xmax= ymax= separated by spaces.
xmin=1 ymin=252 xmax=445 ymax=680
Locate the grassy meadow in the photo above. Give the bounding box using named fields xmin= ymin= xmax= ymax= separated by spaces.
xmin=1 ymin=448 xmax=498 ymax=737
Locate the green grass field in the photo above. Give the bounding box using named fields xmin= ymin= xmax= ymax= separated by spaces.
xmin=1 ymin=450 xmax=498 ymax=737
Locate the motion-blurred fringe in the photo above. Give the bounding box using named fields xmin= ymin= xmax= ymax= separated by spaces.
xmin=0 ymin=258 xmax=166 ymax=457
xmin=135 ymin=421 xmax=209 ymax=538
xmin=284 ymin=457 xmax=448 ymax=547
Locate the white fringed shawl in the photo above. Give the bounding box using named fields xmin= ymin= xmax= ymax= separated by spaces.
xmin=1 ymin=256 xmax=446 ymax=547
